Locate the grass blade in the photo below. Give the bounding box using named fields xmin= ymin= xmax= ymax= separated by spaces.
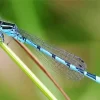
xmin=0 ymin=42 xmax=57 ymax=100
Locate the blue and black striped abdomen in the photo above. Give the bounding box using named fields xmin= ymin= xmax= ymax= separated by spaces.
xmin=18 ymin=29 xmax=87 ymax=80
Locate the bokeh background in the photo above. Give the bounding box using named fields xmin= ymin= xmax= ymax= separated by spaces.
xmin=0 ymin=0 xmax=100 ymax=100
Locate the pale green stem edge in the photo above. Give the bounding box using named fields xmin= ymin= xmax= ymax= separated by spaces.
xmin=0 ymin=42 xmax=57 ymax=100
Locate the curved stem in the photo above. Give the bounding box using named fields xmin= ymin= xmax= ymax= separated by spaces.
xmin=15 ymin=39 xmax=70 ymax=100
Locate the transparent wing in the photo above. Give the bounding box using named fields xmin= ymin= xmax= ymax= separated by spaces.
xmin=18 ymin=29 xmax=87 ymax=80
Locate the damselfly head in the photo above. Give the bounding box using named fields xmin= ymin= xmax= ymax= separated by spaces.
xmin=0 ymin=20 xmax=17 ymax=31
xmin=0 ymin=20 xmax=15 ymax=27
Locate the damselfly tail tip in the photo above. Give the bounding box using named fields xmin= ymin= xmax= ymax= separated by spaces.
xmin=96 ymin=76 xmax=100 ymax=83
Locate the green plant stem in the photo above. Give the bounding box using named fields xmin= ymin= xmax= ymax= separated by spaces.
xmin=0 ymin=42 xmax=57 ymax=100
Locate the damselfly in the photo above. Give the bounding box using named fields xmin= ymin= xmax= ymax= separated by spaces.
xmin=0 ymin=20 xmax=100 ymax=83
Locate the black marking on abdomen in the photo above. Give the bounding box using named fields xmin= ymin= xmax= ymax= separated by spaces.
xmin=76 ymin=67 xmax=84 ymax=74
xmin=52 ymin=54 xmax=56 ymax=59
xmin=87 ymin=72 xmax=96 ymax=80
xmin=65 ymin=60 xmax=70 ymax=67
xmin=22 ymin=36 xmax=26 ymax=42
xmin=37 ymin=45 xmax=41 ymax=51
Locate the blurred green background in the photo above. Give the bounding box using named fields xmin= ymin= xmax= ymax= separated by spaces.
xmin=0 ymin=0 xmax=100 ymax=100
